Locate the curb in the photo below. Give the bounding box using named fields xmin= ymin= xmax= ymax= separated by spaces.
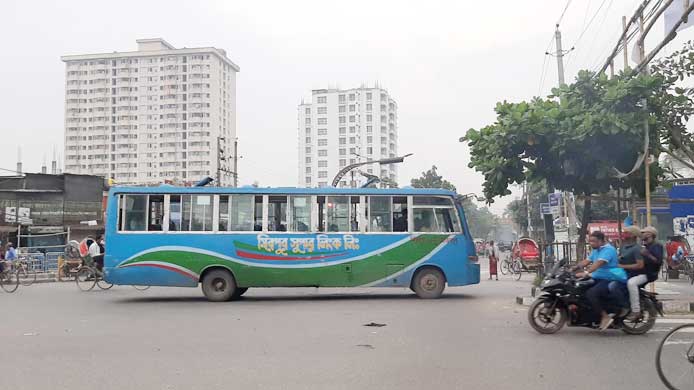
xmin=516 ymin=295 xmax=694 ymax=314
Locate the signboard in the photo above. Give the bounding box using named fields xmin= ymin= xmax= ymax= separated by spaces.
xmin=18 ymin=207 xmax=31 ymax=225
xmin=540 ymin=203 xmax=551 ymax=215
xmin=548 ymin=193 xmax=562 ymax=215
xmin=587 ymin=221 xmax=623 ymax=241
xmin=4 ymin=207 xmax=16 ymax=223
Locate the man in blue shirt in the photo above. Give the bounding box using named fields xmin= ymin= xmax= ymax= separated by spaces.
xmin=2 ymin=242 xmax=17 ymax=273
xmin=573 ymin=231 xmax=627 ymax=330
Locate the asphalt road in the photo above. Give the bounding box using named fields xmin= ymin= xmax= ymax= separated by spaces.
xmin=0 ymin=272 xmax=689 ymax=390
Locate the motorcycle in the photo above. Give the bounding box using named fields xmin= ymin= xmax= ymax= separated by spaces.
xmin=528 ymin=259 xmax=663 ymax=335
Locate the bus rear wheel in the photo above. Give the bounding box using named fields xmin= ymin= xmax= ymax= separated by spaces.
xmin=412 ymin=268 xmax=446 ymax=299
xmin=201 ymin=269 xmax=237 ymax=302
xmin=232 ymin=287 xmax=248 ymax=299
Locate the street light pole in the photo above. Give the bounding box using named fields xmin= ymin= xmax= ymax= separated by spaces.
xmin=331 ymin=153 xmax=412 ymax=188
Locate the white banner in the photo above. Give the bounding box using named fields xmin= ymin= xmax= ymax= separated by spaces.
xmin=665 ymin=0 xmax=694 ymax=33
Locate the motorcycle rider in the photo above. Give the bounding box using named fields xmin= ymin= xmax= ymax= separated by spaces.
xmin=611 ymin=226 xmax=644 ymax=318
xmin=572 ymin=231 xmax=627 ymax=331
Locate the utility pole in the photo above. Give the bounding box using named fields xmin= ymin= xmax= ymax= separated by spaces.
xmin=555 ymin=26 xmax=566 ymax=85
xmin=549 ymin=25 xmax=577 ymax=243
xmin=638 ymin=12 xmax=652 ymax=227
xmin=525 ymin=181 xmax=533 ymax=237
xmin=216 ymin=136 xmax=223 ymax=187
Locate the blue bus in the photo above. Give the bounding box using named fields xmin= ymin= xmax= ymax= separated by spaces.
xmin=104 ymin=186 xmax=480 ymax=301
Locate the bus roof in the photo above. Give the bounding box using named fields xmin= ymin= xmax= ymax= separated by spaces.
xmin=109 ymin=186 xmax=458 ymax=197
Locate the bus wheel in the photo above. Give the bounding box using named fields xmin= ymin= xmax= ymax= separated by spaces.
xmin=201 ymin=269 xmax=237 ymax=302
xmin=232 ymin=287 xmax=248 ymax=299
xmin=412 ymin=268 xmax=446 ymax=299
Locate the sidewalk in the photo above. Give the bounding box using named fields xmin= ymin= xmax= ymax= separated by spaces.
xmin=515 ymin=278 xmax=694 ymax=314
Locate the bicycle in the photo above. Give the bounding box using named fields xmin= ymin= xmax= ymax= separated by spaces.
xmin=15 ymin=257 xmax=37 ymax=287
xmin=656 ymin=323 xmax=694 ymax=390
xmin=75 ymin=259 xmax=113 ymax=292
xmin=499 ymin=255 xmax=511 ymax=275
xmin=0 ymin=261 xmax=19 ymax=293
xmin=510 ymin=257 xmax=522 ymax=281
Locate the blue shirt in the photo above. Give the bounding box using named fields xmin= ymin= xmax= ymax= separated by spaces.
xmin=5 ymin=247 xmax=17 ymax=260
xmin=588 ymin=244 xmax=627 ymax=282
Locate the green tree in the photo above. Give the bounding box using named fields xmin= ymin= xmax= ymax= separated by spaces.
xmin=463 ymin=199 xmax=498 ymax=239
xmin=410 ymin=165 xmax=457 ymax=192
xmin=463 ymin=70 xmax=665 ymax=250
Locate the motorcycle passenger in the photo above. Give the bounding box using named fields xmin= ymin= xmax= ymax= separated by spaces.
xmin=573 ymin=231 xmax=627 ymax=331
xmin=611 ymin=226 xmax=644 ymax=318
xmin=623 ymin=226 xmax=663 ymax=321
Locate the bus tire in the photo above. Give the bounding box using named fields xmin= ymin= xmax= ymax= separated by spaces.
xmin=412 ymin=267 xmax=446 ymax=299
xmin=201 ymin=269 xmax=237 ymax=302
xmin=232 ymin=287 xmax=248 ymax=299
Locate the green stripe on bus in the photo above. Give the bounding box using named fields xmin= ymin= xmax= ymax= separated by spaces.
xmin=120 ymin=234 xmax=448 ymax=287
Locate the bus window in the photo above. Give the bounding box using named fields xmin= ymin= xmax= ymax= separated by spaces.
xmin=369 ymin=196 xmax=392 ymax=232
xmin=326 ymin=196 xmax=349 ymax=232
xmin=148 ymin=195 xmax=164 ymax=231
xmin=230 ymin=195 xmax=255 ymax=231
xmin=253 ymin=196 xmax=263 ymax=231
xmin=413 ymin=208 xmax=438 ymax=232
xmin=413 ymin=196 xmax=453 ymax=207
xmin=169 ymin=195 xmax=183 ymax=231
xmin=191 ymin=195 xmax=212 ymax=231
xmin=123 ymin=195 xmax=147 ymax=231
xmin=350 ymin=196 xmax=360 ymax=232
xmin=435 ymin=208 xmax=460 ymax=233
xmin=219 ymin=195 xmax=230 ymax=231
xmin=392 ymin=196 xmax=408 ymax=232
xmin=317 ymin=196 xmax=326 ymax=232
xmin=290 ymin=196 xmax=311 ymax=232
xmin=268 ymin=196 xmax=287 ymax=231
xmin=181 ymin=195 xmax=192 ymax=231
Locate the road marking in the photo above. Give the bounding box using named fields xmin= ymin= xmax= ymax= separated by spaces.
xmin=657 ymin=318 xmax=694 ymax=324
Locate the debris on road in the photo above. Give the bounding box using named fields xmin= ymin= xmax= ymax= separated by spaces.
xmin=363 ymin=322 xmax=386 ymax=327
xmin=356 ymin=344 xmax=375 ymax=349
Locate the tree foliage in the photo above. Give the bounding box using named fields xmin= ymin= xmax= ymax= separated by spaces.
xmin=463 ymin=199 xmax=498 ymax=239
xmin=410 ymin=165 xmax=457 ymax=192
xmin=463 ymin=70 xmax=664 ymax=202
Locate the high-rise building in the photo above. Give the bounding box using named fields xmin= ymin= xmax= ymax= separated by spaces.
xmin=298 ymin=87 xmax=398 ymax=188
xmin=61 ymin=38 xmax=239 ymax=186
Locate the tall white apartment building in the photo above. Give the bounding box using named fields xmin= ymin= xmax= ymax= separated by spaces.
xmin=298 ymin=87 xmax=398 ymax=188
xmin=61 ymin=38 xmax=239 ymax=186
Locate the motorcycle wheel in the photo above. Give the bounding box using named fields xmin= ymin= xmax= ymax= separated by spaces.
xmin=528 ymin=297 xmax=567 ymax=334
xmin=621 ymin=299 xmax=657 ymax=335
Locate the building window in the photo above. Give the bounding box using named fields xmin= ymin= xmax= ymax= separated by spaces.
xmin=339 ymin=127 xmax=346 ymax=135
xmin=305 ymin=118 xmax=311 ymax=125
xmin=366 ymin=115 xmax=372 ymax=122
xmin=366 ymin=92 xmax=372 ymax=100
xmin=381 ymin=105 xmax=387 ymax=112
xmin=339 ymin=94 xmax=346 ymax=103
xmin=317 ymin=118 xmax=327 ymax=125
xmin=339 ymin=149 xmax=346 ymax=156
xmin=317 ymin=128 xmax=328 ymax=136
xmin=318 ymin=171 xmax=328 ymax=178
xmin=349 ymin=105 xmax=355 ymax=112
xmin=366 ymin=103 xmax=372 ymax=111
xmin=339 ymin=105 xmax=346 ymax=113
xmin=349 ymin=126 xmax=356 ymax=133
xmin=367 ymin=136 xmax=373 ymax=143
xmin=317 ymin=96 xmax=327 ymax=104
xmin=305 ymin=107 xmax=310 ymax=115
xmin=317 ymin=106 xmax=327 ymax=115
xmin=305 ymin=127 xmax=311 ymax=135
xmin=318 ymin=139 xmax=328 ymax=146
xmin=367 ymin=126 xmax=373 ymax=133
xmin=339 ymin=159 xmax=347 ymax=167
xmin=339 ymin=116 xmax=346 ymax=124
xmin=349 ymin=116 xmax=355 ymax=123
xmin=349 ymin=137 xmax=355 ymax=144
xmin=305 ymin=147 xmax=311 ymax=153
xmin=306 ymin=167 xmax=312 ymax=173
xmin=318 ymin=150 xmax=328 ymax=157
xmin=305 ymin=137 xmax=311 ymax=143
xmin=305 ymin=157 xmax=312 ymax=164
xmin=305 ymin=177 xmax=312 ymax=184
xmin=367 ymin=147 xmax=373 ymax=154
xmin=318 ymin=160 xmax=328 ymax=168
xmin=339 ymin=138 xmax=346 ymax=145
xmin=349 ymin=93 xmax=355 ymax=101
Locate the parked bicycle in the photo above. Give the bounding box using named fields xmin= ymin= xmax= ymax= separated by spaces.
xmin=0 ymin=260 xmax=19 ymax=293
xmin=499 ymin=254 xmax=522 ymax=280
xmin=656 ymin=323 xmax=694 ymax=390
xmin=661 ymin=255 xmax=694 ymax=284
xmin=15 ymin=256 xmax=37 ymax=286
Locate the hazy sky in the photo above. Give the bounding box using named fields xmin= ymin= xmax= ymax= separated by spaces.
xmin=2 ymin=0 xmax=692 ymax=214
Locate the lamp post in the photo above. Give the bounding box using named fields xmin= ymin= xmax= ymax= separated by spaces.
xmin=331 ymin=153 xmax=413 ymax=188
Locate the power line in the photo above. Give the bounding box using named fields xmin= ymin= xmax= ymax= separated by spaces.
xmin=557 ymin=0 xmax=573 ymax=26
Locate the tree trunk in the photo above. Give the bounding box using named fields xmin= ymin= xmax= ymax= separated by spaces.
xmin=576 ymin=195 xmax=592 ymax=262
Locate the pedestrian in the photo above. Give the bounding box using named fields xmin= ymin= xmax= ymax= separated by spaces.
xmin=487 ymin=240 xmax=499 ymax=281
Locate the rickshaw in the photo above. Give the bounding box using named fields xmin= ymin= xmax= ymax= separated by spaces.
xmin=663 ymin=235 xmax=693 ymax=283
xmin=506 ymin=238 xmax=541 ymax=280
